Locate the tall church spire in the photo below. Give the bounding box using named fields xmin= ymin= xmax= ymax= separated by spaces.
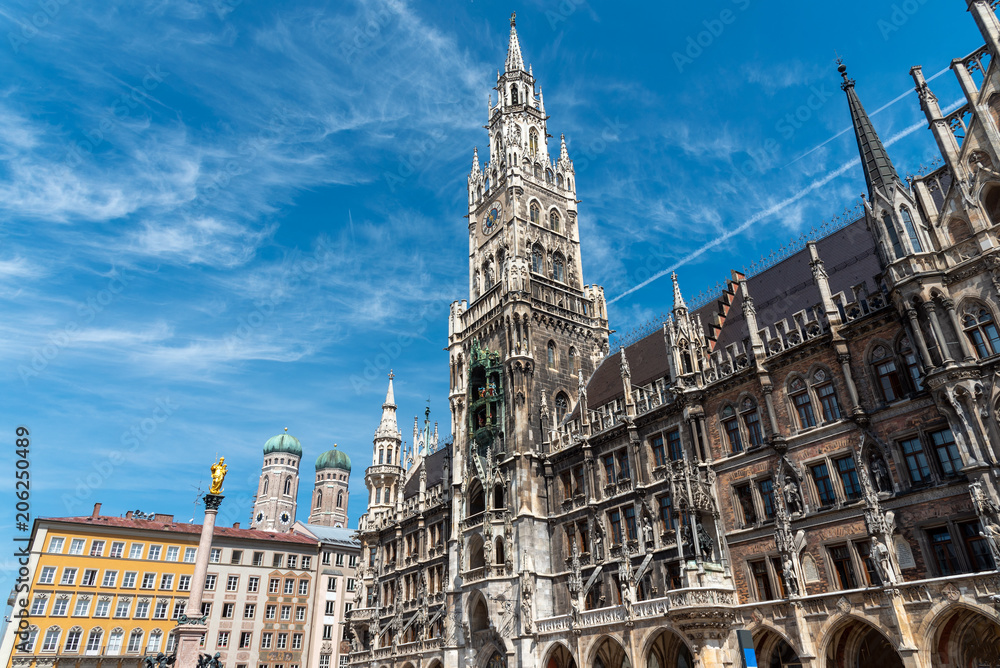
xmin=375 ymin=371 xmax=399 ymax=439
xmin=671 ymin=272 xmax=687 ymax=314
xmin=840 ymin=61 xmax=900 ymax=199
xmin=505 ymin=12 xmax=524 ymax=73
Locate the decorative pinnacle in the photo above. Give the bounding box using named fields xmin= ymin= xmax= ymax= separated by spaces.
xmin=671 ymin=272 xmax=687 ymax=312
xmin=389 ymin=369 xmax=394 ymax=380
xmin=284 ymin=427 xmax=288 ymax=432
xmin=510 ymin=11 xmax=515 ymax=27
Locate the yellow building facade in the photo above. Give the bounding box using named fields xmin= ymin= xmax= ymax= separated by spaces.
xmin=5 ymin=508 xmax=199 ymax=667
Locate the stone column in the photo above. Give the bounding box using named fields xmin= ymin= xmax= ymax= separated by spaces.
xmin=904 ymin=307 xmax=934 ymax=369
xmin=924 ymin=301 xmax=954 ymax=365
xmin=175 ymin=493 xmax=223 ymax=668
xmin=942 ymin=298 xmax=976 ymax=361
xmin=837 ymin=353 xmax=863 ymax=415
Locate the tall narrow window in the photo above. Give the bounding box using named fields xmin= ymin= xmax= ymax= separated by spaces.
xmin=554 ymin=393 xmax=568 ymax=423
xmin=549 ymin=210 xmax=560 ymax=232
xmin=960 ymin=521 xmax=996 ymax=571
xmin=722 ymin=405 xmax=743 ymax=454
xmin=735 ymin=484 xmax=757 ymax=526
xmin=928 ymin=527 xmax=960 ymax=575
xmin=882 ymin=211 xmax=904 ymax=259
xmin=650 ymin=436 xmax=666 ymax=468
xmin=829 ymin=544 xmax=858 ymax=589
xmin=529 ymin=128 xmax=538 ymax=155
xmin=623 ymin=506 xmax=637 ymax=541
xmin=608 ymin=509 xmax=623 ymax=546
xmin=872 ymin=345 xmax=904 ymax=402
xmin=834 ymin=456 xmax=861 ymax=500
xmin=742 ymin=401 xmax=764 ymax=448
xmin=531 ymin=245 xmax=544 ymax=273
xmin=547 ymin=341 xmax=556 ymax=367
xmin=899 ymin=207 xmax=923 ymax=252
xmin=529 ymin=202 xmax=540 ymax=224
xmin=899 ymin=437 xmax=932 ymax=485
xmin=749 ymin=560 xmax=774 ymax=601
xmin=552 ymin=254 xmax=565 ymax=282
xmin=816 ymin=383 xmax=841 ymax=422
xmin=811 ymin=463 xmax=836 ymax=507
xmin=658 ymin=495 xmax=675 ymax=532
xmin=931 ymin=429 xmax=963 ymax=477
xmin=791 ymin=385 xmax=816 ymax=429
xmin=758 ymin=478 xmax=776 ymax=520
xmin=855 ymin=541 xmax=881 ymax=585
xmin=899 ymin=338 xmax=922 ymax=390
xmin=666 ymin=429 xmax=684 ymax=461
xmin=284 ymin=477 xmax=292 ymax=495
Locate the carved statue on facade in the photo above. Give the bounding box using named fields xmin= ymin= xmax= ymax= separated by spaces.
xmin=869 ymin=451 xmax=891 ymax=494
xmin=593 ymin=517 xmax=606 ymax=562
xmin=520 ymin=568 xmax=534 ymax=634
xmin=783 ymin=475 xmax=804 ymax=515
xmin=871 ymin=536 xmax=897 ymax=585
xmin=970 ymin=481 xmax=1000 ymax=566
xmin=697 ymin=522 xmax=714 ymax=561
xmin=781 ymin=556 xmax=799 ymax=596
xmin=209 ymin=457 xmax=227 ymax=495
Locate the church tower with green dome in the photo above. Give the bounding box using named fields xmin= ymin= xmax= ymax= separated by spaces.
xmin=250 ymin=427 xmax=302 ymax=532
xmin=309 ymin=444 xmax=351 ymax=527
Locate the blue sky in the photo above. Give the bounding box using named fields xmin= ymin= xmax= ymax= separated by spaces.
xmin=0 ymin=0 xmax=981 ymax=578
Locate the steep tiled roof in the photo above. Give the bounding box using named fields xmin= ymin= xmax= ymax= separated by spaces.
xmin=403 ymin=447 xmax=449 ymax=497
xmin=44 ymin=515 xmax=317 ymax=544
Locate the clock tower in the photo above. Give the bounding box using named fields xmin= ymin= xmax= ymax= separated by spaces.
xmin=445 ymin=13 xmax=609 ymax=665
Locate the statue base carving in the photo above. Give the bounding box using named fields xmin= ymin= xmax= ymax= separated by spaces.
xmin=204 ymin=494 xmax=224 ymax=511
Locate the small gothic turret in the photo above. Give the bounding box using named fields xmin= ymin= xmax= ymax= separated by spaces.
xmin=364 ymin=372 xmax=403 ymax=524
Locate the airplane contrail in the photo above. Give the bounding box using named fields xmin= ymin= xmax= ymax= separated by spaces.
xmin=608 ymin=98 xmax=965 ymax=305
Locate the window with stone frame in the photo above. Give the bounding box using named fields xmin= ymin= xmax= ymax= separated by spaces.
xmin=828 ymin=544 xmax=858 ymax=589
xmin=650 ymin=435 xmax=667 ymax=468
xmin=549 ymin=210 xmax=560 ymax=232
xmin=741 ymin=397 xmax=765 ymax=448
xmin=529 ymin=201 xmax=540 ymax=224
xmin=788 ymin=377 xmax=816 ymax=429
xmin=833 ymin=455 xmax=861 ymax=501
xmin=898 ymin=336 xmax=923 ymax=390
xmin=930 ymin=428 xmax=963 ymax=478
xmin=531 ymin=244 xmax=544 ymax=274
xmin=962 ymin=302 xmax=1000 ymax=358
xmin=927 ymin=527 xmax=961 ymax=576
xmin=871 ymin=343 xmax=904 ymax=402
xmin=855 ymin=540 xmax=881 ymax=586
xmin=554 ymin=392 xmax=569 ymax=423
xmin=810 ymin=462 xmax=836 ymax=507
xmin=721 ymin=405 xmax=743 ymax=454
xmin=608 ymin=508 xmax=623 ymax=546
xmin=816 ymin=381 xmax=842 ymax=422
xmin=658 ymin=494 xmax=675 ymax=532
xmin=734 ymin=483 xmax=757 ymax=526
xmin=748 ymin=559 xmax=775 ymax=601
xmin=758 ymin=478 xmax=776 ymax=520
xmin=959 ymin=520 xmax=996 ymax=571
xmin=666 ymin=428 xmax=684 ymax=461
xmin=898 ymin=436 xmax=932 ymax=486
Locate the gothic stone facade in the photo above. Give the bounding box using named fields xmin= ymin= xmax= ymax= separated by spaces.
xmin=348 ymin=6 xmax=1000 ymax=667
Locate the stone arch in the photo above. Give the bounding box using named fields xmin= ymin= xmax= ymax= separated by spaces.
xmin=641 ymin=627 xmax=694 ymax=668
xmin=984 ymin=185 xmax=1000 ymax=226
xmin=587 ymin=634 xmax=631 ymax=668
xmin=541 ymin=640 xmax=578 ymax=668
xmin=468 ymin=590 xmax=491 ymax=635
xmin=949 ymin=216 xmax=974 ymax=242
xmin=469 ymin=478 xmax=485 ymax=516
xmin=494 ymin=536 xmax=505 ymax=565
xmin=493 ymin=482 xmax=505 ymax=509
xmin=468 ymin=533 xmax=485 ymax=570
xmin=426 ymin=662 xmax=444 ymax=668
xmin=751 ymin=624 xmax=803 ymax=668
xmin=911 ymin=600 xmax=1000 ymax=666
xmin=819 ymin=614 xmax=903 ymax=668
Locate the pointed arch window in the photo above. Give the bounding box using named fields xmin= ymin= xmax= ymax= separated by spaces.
xmin=283 ymin=477 xmax=292 ymax=496
xmin=531 ymin=245 xmax=544 ymax=273
xmin=948 ymin=217 xmax=973 ymax=243
xmin=549 ymin=210 xmax=560 ymax=232
xmin=985 ymin=187 xmax=1000 ymax=226
xmin=568 ymin=346 xmax=577 ymax=372
xmin=882 ymin=212 xmax=904 ymax=259
xmin=557 ymin=173 xmax=564 ymax=188
xmin=899 ymin=207 xmax=922 ymax=252
xmin=529 ymin=201 xmax=540 ymax=224
xmin=528 ymin=128 xmax=538 ymax=154
xmin=337 ymin=491 xmax=344 ymax=508
xmin=509 ymin=84 xmax=518 ymax=105
xmin=534 ymin=163 xmax=542 ymax=179
xmin=552 ymin=253 xmax=565 ymax=282
xmin=315 ymin=491 xmax=322 ymax=509
xmin=963 ymin=304 xmax=1000 ymax=358
xmin=545 ymin=169 xmax=553 ymax=184
xmin=262 ymin=478 xmax=268 ymax=495
xmin=555 ymin=392 xmax=569 ymax=423
xmin=547 ymin=341 xmax=556 ymax=367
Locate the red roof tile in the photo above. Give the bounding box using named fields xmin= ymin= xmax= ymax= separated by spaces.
xmin=41 ymin=515 xmax=317 ymax=544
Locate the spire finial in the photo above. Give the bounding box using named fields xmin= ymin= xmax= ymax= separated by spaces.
xmin=284 ymin=427 xmax=288 ymax=432
xmin=510 ymin=11 xmax=516 ymax=27
xmin=389 ymin=369 xmax=394 ymax=380
xmin=505 ymin=13 xmax=524 ymax=72
xmin=840 ymin=58 xmax=899 ymax=198
xmin=671 ymin=272 xmax=687 ymax=313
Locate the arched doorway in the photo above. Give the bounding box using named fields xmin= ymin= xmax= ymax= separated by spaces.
xmin=486 ymin=651 xmax=508 ymax=668
xmin=932 ymin=605 xmax=1000 ymax=666
xmin=646 ymin=629 xmax=693 ymax=668
xmin=752 ymin=628 xmax=802 ymax=668
xmin=592 ymin=636 xmax=631 ymax=668
xmin=468 ymin=534 xmax=486 ymax=570
xmin=469 ymin=595 xmax=490 ymax=635
xmin=544 ymin=642 xmax=577 ymax=668
xmin=825 ymin=618 xmax=903 ymax=668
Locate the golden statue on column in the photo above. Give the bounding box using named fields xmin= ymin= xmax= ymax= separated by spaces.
xmin=209 ymin=457 xmax=227 ymax=495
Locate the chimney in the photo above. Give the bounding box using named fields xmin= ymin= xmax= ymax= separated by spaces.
xmin=125 ymin=510 xmax=134 ymax=519
xmin=153 ymin=514 xmax=174 ymax=523
xmin=233 ymin=522 xmax=240 ymax=529
xmin=92 ymin=503 xmax=102 ymax=518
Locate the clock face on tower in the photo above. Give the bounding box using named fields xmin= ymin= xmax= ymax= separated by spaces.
xmin=482 ymin=202 xmax=501 ymax=235
xmin=280 ymin=512 xmax=291 ymax=525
